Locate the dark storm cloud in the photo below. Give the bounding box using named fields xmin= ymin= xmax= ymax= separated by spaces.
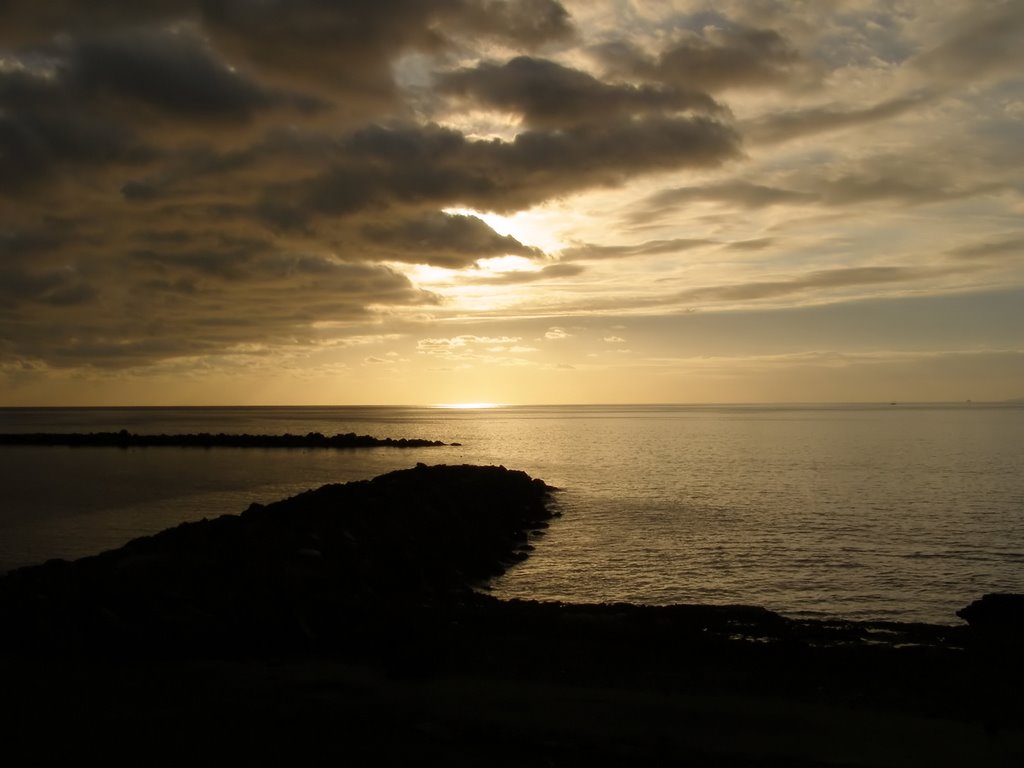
xmin=0 ymin=25 xmax=313 ymax=122
xmin=361 ymin=212 xmax=543 ymax=268
xmin=0 ymin=266 xmax=98 ymax=307
xmin=437 ymin=56 xmax=721 ymax=127
xmin=132 ymin=246 xmax=261 ymax=280
xmin=0 ymin=0 xmax=746 ymax=372
xmin=0 ymin=80 xmax=150 ymax=195
xmin=0 ymin=0 xmax=573 ymax=49
xmin=295 ymin=117 xmax=740 ymax=219
xmin=2 ymin=258 xmax=435 ymax=368
xmin=595 ymin=25 xmax=804 ymax=92
xmin=116 ymin=112 xmax=738 ymax=228
xmin=1 ymin=0 xmax=573 ymax=120
xmin=64 ymin=27 xmax=319 ymax=121
xmin=0 ymin=24 xmax=312 ymax=197
xmin=0 ymin=221 xmax=77 ymax=259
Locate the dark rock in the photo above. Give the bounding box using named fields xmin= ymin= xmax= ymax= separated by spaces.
xmin=0 ymin=464 xmax=555 ymax=652
xmin=957 ymin=593 xmax=1024 ymax=629
xmin=0 ymin=431 xmax=448 ymax=449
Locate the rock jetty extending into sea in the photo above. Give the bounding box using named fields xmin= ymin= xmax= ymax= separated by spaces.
xmin=0 ymin=464 xmax=1021 ymax=766
xmin=0 ymin=464 xmax=551 ymax=651
xmin=0 ymin=429 xmax=452 ymax=448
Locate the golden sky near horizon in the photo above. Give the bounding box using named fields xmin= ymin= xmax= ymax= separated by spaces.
xmin=1 ymin=0 xmax=1022 ymax=405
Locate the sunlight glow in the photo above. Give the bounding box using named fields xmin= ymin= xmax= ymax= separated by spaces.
xmin=400 ymin=263 xmax=458 ymax=286
xmin=431 ymin=402 xmax=502 ymax=409
xmin=443 ymin=206 xmax=566 ymax=253
xmin=476 ymin=255 xmax=539 ymax=274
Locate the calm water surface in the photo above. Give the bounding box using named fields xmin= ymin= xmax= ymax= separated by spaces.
xmin=1 ymin=404 xmax=1021 ymax=624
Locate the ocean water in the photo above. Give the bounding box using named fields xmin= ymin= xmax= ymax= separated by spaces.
xmin=1 ymin=403 xmax=1022 ymax=624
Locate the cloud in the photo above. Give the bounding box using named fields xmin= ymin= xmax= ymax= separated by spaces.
xmin=629 ymin=164 xmax=1000 ymax=226
xmin=743 ymin=93 xmax=933 ymax=145
xmin=594 ymin=24 xmax=807 ymax=92
xmin=544 ymin=327 xmax=572 ymax=340
xmin=3 ymin=256 xmax=435 ymax=368
xmin=416 ymin=334 xmax=523 ymax=356
xmin=288 ymin=117 xmax=739 ymax=222
xmin=0 ymin=75 xmax=151 ymax=195
xmin=647 ymin=181 xmax=814 ymax=209
xmin=0 ymin=266 xmax=98 ymax=307
xmin=912 ymin=2 xmax=1024 ymax=83
xmin=723 ymin=238 xmax=776 ymax=251
xmin=65 ymin=27 xmax=317 ymax=122
xmin=0 ymin=0 xmax=740 ymax=375
xmin=672 ymin=265 xmax=956 ymax=306
xmin=361 ymin=211 xmax=543 ymax=268
xmin=437 ymin=56 xmax=721 ymax=128
xmin=561 ymin=237 xmax=714 ymax=260
xmin=1 ymin=0 xmax=1020 ymax=398
xmin=626 ymin=181 xmax=813 ymax=224
xmin=462 ymin=262 xmax=585 ymax=284
xmin=947 ymin=235 xmax=1024 ymax=261
xmin=0 ymin=1 xmax=574 ymax=111
xmin=520 ymin=263 xmax=978 ymax=317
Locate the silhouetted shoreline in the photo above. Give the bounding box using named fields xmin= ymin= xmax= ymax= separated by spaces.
xmin=0 ymin=429 xmax=452 ymax=448
xmin=1 ymin=464 xmax=1021 ymax=765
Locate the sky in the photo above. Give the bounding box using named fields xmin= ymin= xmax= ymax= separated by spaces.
xmin=1 ymin=0 xmax=1022 ymax=406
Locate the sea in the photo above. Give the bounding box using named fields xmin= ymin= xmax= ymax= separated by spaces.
xmin=1 ymin=403 xmax=1021 ymax=625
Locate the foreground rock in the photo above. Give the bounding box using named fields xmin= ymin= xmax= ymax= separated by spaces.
xmin=0 ymin=429 xmax=450 ymax=448
xmin=957 ymin=593 xmax=1024 ymax=630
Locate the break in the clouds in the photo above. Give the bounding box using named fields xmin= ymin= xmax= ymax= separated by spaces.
xmin=1 ymin=0 xmax=1022 ymax=404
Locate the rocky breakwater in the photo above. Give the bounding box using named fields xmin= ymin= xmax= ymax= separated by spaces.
xmin=0 ymin=429 xmax=452 ymax=448
xmin=0 ymin=464 xmax=555 ymax=652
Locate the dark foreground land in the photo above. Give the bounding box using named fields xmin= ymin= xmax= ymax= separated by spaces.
xmin=1 ymin=464 xmax=1021 ymax=766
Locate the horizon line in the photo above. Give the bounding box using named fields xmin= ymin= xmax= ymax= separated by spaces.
xmin=2 ymin=399 xmax=1018 ymax=409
